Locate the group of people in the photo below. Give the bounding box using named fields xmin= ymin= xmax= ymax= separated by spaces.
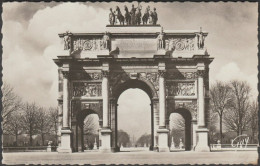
xmin=109 ymin=4 xmax=158 ymax=25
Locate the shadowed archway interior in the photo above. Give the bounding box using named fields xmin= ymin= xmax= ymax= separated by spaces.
xmin=169 ymin=108 xmax=192 ymax=151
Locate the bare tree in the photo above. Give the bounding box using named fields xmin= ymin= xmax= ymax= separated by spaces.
xmin=49 ymin=107 xmax=59 ymax=146
xmin=21 ymin=102 xmax=40 ymax=146
xmin=1 ymin=83 xmax=21 ymax=128
xmin=210 ymin=81 xmax=232 ymax=143
xmin=38 ymin=108 xmax=52 ymax=146
xmin=83 ymin=114 xmax=98 ymax=135
xmin=249 ymin=100 xmax=258 ymax=143
xmin=208 ymin=110 xmax=218 ymax=143
xmin=4 ymin=112 xmax=23 ymax=146
xmin=223 ymin=80 xmax=251 ymax=136
xmin=169 ymin=114 xmax=185 ymax=145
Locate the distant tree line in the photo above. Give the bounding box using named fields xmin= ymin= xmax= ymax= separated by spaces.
xmin=2 ymin=82 xmax=59 ymax=147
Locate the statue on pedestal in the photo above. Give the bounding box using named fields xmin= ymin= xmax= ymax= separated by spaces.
xmin=179 ymin=138 xmax=184 ymax=149
xmin=124 ymin=5 xmax=131 ymax=25
xmin=152 ymin=8 xmax=158 ymax=25
xmin=135 ymin=4 xmax=142 ymax=25
xmin=157 ymin=27 xmax=165 ymax=50
xmin=170 ymin=137 xmax=175 ymax=150
xmin=102 ymin=31 xmax=110 ymax=50
xmin=130 ymin=4 xmax=137 ymax=25
xmin=63 ymin=31 xmax=71 ymax=50
xmin=196 ymin=27 xmax=205 ymax=49
xmin=93 ymin=138 xmax=97 ymax=150
xmin=109 ymin=8 xmax=115 ymax=25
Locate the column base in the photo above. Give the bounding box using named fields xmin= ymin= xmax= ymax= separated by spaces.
xmin=99 ymin=128 xmax=112 ymax=153
xmin=157 ymin=128 xmax=169 ymax=152
xmin=58 ymin=129 xmax=72 ymax=153
xmin=194 ymin=128 xmax=210 ymax=152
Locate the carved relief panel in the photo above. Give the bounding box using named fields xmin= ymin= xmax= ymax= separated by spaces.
xmin=166 ymin=82 xmax=196 ymax=97
xmin=73 ymin=38 xmax=107 ymax=52
xmin=165 ymin=38 xmax=195 ymax=51
xmin=72 ymin=82 xmax=102 ymax=97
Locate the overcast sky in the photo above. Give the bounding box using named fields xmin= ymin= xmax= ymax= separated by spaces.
xmin=2 ymin=2 xmax=258 ymax=139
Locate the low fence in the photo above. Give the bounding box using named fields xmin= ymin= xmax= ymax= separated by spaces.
xmin=210 ymin=144 xmax=258 ymax=151
xmin=3 ymin=146 xmax=57 ymax=152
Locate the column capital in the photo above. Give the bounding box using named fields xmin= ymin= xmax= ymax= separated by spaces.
xmin=62 ymin=71 xmax=70 ymax=79
xmin=158 ymin=70 xmax=166 ymax=78
xmin=197 ymin=70 xmax=206 ymax=77
xmin=102 ymin=70 xmax=109 ymax=78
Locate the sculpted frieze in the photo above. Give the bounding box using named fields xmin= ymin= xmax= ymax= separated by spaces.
xmin=71 ymin=72 xmax=102 ymax=80
xmin=73 ymin=82 xmax=102 ymax=97
xmin=165 ymin=38 xmax=195 ymax=51
xmin=73 ymin=38 xmax=107 ymax=51
xmin=166 ymin=82 xmax=195 ymax=96
xmin=167 ymin=72 xmax=197 ymax=80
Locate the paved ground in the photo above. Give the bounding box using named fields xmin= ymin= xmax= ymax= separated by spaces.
xmin=2 ymin=151 xmax=258 ymax=165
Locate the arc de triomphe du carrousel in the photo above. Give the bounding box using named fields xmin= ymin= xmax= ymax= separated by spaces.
xmin=53 ymin=5 xmax=213 ymax=153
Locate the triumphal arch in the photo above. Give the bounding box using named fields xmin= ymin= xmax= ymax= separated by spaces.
xmin=54 ymin=6 xmax=213 ymax=153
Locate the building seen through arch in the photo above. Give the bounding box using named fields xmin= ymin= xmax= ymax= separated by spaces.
xmin=54 ymin=15 xmax=213 ymax=153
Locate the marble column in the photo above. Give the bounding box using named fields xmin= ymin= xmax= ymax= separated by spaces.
xmin=195 ymin=69 xmax=210 ymax=152
xmin=100 ymin=70 xmax=112 ymax=152
xmin=157 ymin=70 xmax=169 ymax=152
xmin=102 ymin=71 xmax=109 ymax=128
xmin=192 ymin=121 xmax=197 ymax=150
xmin=58 ymin=71 xmax=72 ymax=153
xmin=57 ymin=100 xmax=63 ymax=150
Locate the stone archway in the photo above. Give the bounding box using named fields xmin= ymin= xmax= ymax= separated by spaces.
xmin=75 ymin=109 xmax=100 ymax=152
xmin=55 ymin=24 xmax=213 ymax=153
xmin=169 ymin=108 xmax=192 ymax=151
xmin=111 ymin=79 xmax=156 ymax=152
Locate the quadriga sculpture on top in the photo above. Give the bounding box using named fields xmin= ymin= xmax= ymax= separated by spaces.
xmin=109 ymin=4 xmax=158 ymax=26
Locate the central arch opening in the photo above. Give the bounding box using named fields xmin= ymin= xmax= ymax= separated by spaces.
xmin=114 ymin=79 xmax=154 ymax=152
xmin=118 ymin=89 xmax=151 ymax=151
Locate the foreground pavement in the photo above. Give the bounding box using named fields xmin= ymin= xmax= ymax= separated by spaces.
xmin=2 ymin=151 xmax=258 ymax=165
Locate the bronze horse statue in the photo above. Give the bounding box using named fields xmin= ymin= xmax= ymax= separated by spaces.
xmin=116 ymin=6 xmax=125 ymax=25
xmin=142 ymin=6 xmax=150 ymax=24
xmin=135 ymin=5 xmax=142 ymax=25
xmin=124 ymin=5 xmax=131 ymax=25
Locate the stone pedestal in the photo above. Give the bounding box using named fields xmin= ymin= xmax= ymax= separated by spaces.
xmin=58 ymin=129 xmax=72 ymax=153
xmin=98 ymin=50 xmax=110 ymax=56
xmin=195 ymin=49 xmax=206 ymax=55
xmin=157 ymin=128 xmax=169 ymax=152
xmin=93 ymin=138 xmax=97 ymax=150
xmin=99 ymin=128 xmax=112 ymax=153
xmin=194 ymin=128 xmax=210 ymax=152
xmin=47 ymin=145 xmax=52 ymax=152
xmin=155 ymin=49 xmax=166 ymax=56
xmin=170 ymin=137 xmax=175 ymax=151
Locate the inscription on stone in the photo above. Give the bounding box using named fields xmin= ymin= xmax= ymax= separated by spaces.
xmin=112 ymin=38 xmax=156 ymax=52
